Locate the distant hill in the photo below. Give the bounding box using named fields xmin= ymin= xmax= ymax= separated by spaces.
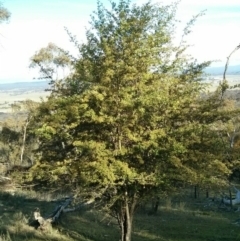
xmin=205 ymin=65 xmax=239 ymax=75
xmin=0 ymin=81 xmax=49 ymax=91
xmin=0 ymin=81 xmax=50 ymax=113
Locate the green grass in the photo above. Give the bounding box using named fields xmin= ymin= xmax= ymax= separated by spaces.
xmin=0 ymin=189 xmax=240 ymax=241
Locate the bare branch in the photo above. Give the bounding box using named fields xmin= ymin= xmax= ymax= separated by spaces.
xmin=223 ymin=44 xmax=240 ymax=81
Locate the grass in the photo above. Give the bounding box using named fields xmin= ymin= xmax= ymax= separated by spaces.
xmin=0 ymin=189 xmax=240 ymax=241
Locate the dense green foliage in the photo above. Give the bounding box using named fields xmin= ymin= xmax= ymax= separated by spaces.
xmin=27 ymin=1 xmax=240 ymax=240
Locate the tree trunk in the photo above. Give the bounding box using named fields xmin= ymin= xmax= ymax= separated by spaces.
xmin=194 ymin=185 xmax=198 ymax=199
xmin=116 ymin=193 xmax=137 ymax=241
xmin=206 ymin=189 xmax=209 ymax=198
xmin=229 ymin=188 xmax=233 ymax=208
xmin=122 ymin=199 xmax=132 ymax=241
xmin=20 ymin=116 xmax=30 ymax=164
xmin=151 ymin=196 xmax=159 ymax=214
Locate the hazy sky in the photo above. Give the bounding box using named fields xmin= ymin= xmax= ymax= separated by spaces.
xmin=0 ymin=0 xmax=239 ymax=83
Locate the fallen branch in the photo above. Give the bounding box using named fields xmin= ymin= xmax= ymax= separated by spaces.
xmin=0 ymin=176 xmax=11 ymax=182
xmin=30 ymin=195 xmax=95 ymax=230
xmin=32 ymin=197 xmax=73 ymax=230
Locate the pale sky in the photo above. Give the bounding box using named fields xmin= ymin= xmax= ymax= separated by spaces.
xmin=0 ymin=0 xmax=239 ymax=83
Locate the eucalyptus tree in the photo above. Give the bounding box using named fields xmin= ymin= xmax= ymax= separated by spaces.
xmin=0 ymin=3 xmax=10 ymax=46
xmin=30 ymin=42 xmax=73 ymax=94
xmin=0 ymin=100 xmax=39 ymax=168
xmin=28 ymin=1 xmax=237 ymax=240
xmin=0 ymin=3 xmax=10 ymax=23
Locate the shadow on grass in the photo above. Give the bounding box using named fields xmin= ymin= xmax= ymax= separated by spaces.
xmin=58 ymin=209 xmax=121 ymax=241
xmin=0 ymin=191 xmax=72 ymax=241
xmin=1 ymin=191 xmax=240 ymax=241
xmin=133 ymin=206 xmax=240 ymax=241
xmin=0 ymin=190 xmax=120 ymax=241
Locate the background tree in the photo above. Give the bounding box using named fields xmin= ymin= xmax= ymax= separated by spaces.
xmin=0 ymin=3 xmax=10 ymax=49
xmin=0 ymin=3 xmax=10 ymax=24
xmin=19 ymin=100 xmax=40 ymax=165
xmin=0 ymin=100 xmax=39 ymax=170
xmin=29 ymin=42 xmax=73 ymax=94
xmin=28 ymin=1 xmax=239 ymax=240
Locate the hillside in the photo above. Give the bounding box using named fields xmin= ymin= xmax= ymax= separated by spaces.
xmin=205 ymin=65 xmax=239 ymax=75
xmin=0 ymin=81 xmax=50 ymax=114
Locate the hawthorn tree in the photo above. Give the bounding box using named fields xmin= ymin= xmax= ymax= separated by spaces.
xmin=28 ymin=1 xmax=238 ymax=240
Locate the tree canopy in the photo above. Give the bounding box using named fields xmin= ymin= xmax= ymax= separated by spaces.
xmin=0 ymin=3 xmax=10 ymax=24
xmin=28 ymin=1 xmax=239 ymax=240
